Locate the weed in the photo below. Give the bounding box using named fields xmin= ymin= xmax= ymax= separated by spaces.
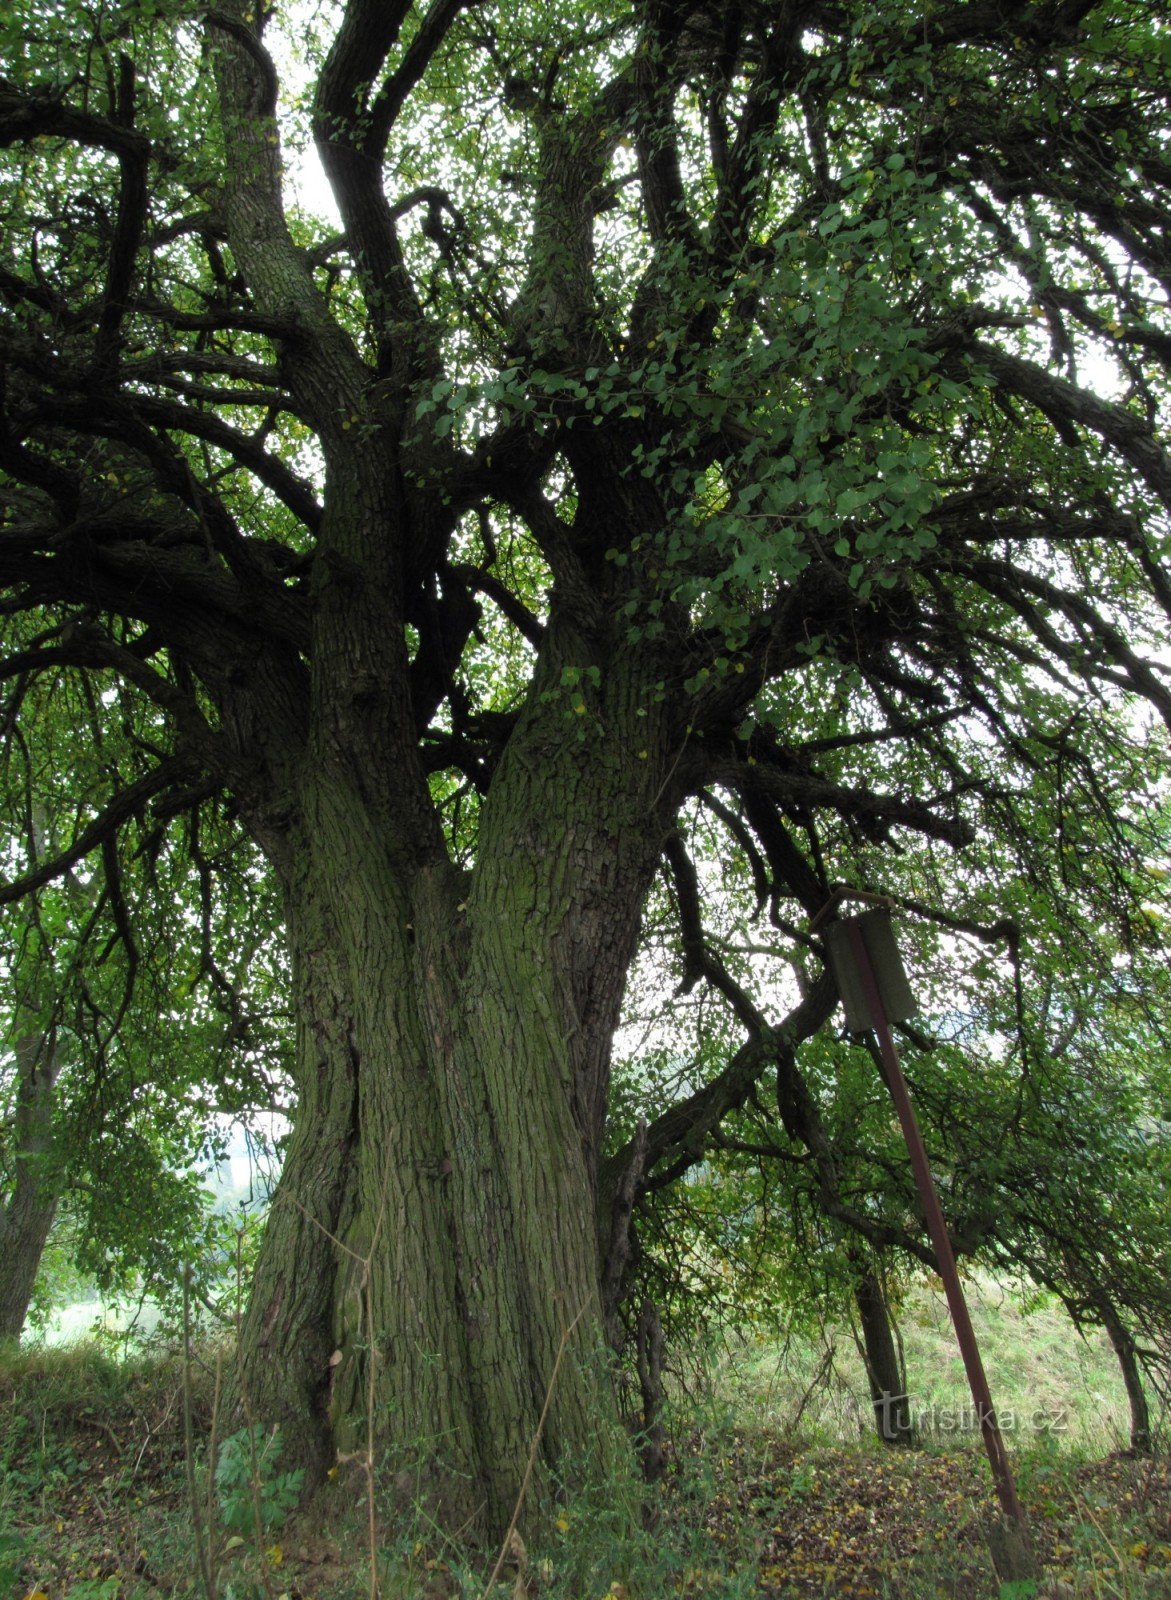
xmin=214 ymin=1424 xmax=304 ymax=1534
xmin=0 ymin=1526 xmax=31 ymax=1592
xmin=6 ymin=1278 xmax=1170 ymax=1600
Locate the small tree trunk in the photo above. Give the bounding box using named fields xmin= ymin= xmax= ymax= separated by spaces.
xmin=635 ymin=1300 xmax=667 ymax=1481
xmin=1098 ymin=1297 xmax=1151 ymax=1453
xmin=852 ymin=1257 xmax=915 ymax=1447
xmin=0 ymin=1034 xmax=61 ymax=1341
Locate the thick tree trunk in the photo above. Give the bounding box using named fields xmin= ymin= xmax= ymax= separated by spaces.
xmin=852 ymin=1257 xmax=915 ymax=1447
xmin=236 ymin=623 xmax=673 ymax=1532
xmin=0 ymin=1034 xmax=61 ymax=1340
xmin=209 ymin=7 xmax=682 ymax=1535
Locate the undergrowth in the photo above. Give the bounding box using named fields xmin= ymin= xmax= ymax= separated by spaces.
xmin=2 ymin=1281 xmax=1169 ymax=1600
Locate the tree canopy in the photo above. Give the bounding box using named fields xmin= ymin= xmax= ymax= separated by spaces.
xmin=1 ymin=0 xmax=1170 ymax=1531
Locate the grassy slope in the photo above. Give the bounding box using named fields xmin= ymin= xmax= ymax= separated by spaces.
xmin=721 ymin=1276 xmax=1134 ymax=1455
xmin=1 ymin=1280 xmax=1168 ymax=1600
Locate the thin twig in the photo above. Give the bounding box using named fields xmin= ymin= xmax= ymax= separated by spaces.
xmin=284 ymin=1165 xmax=395 ymax=1600
xmin=205 ymin=1352 xmax=223 ymax=1581
xmin=479 ymin=1300 xmax=588 ymax=1600
xmin=183 ymin=1265 xmax=218 ymax=1600
xmin=234 ymin=1229 xmax=279 ymax=1600
xmin=258 ymin=1165 xmax=402 ymax=1597
xmin=282 ymin=1189 xmax=368 ymax=1263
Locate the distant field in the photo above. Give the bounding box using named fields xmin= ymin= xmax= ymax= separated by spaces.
xmin=38 ymin=1296 xmax=165 ymax=1347
xmin=714 ymin=1274 xmax=1137 ymax=1454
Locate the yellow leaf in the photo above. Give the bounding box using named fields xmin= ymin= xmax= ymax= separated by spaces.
xmin=266 ymin=1542 xmax=284 ymax=1566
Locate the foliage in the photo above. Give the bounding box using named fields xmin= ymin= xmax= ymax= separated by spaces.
xmin=0 ymin=654 xmax=293 ymax=1330
xmin=0 ymin=1528 xmax=30 ymax=1596
xmin=611 ymin=804 xmax=1171 ymax=1408
xmin=0 ymin=0 xmax=1170 ymax=1516
xmin=214 ymin=1424 xmax=304 ymax=1535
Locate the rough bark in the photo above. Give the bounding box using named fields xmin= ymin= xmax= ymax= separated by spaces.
xmin=635 ymin=1300 xmax=667 ymax=1482
xmin=207 ymin=9 xmax=684 ymax=1521
xmin=0 ymin=1033 xmax=61 ymax=1340
xmin=235 ymin=611 xmax=676 ymax=1531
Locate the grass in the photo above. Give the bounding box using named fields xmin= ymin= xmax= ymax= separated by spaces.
xmin=720 ymin=1274 xmax=1135 ymax=1455
xmin=1 ymin=1279 xmax=1168 ymax=1600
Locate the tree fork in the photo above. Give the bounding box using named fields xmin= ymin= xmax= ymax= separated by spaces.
xmin=235 ymin=640 xmax=677 ymax=1529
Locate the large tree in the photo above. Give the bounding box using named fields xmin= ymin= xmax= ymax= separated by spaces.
xmin=1 ymin=0 xmax=1169 ymax=1529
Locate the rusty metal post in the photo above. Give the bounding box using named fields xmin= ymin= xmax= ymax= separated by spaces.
xmin=840 ymin=917 xmax=1037 ymax=1580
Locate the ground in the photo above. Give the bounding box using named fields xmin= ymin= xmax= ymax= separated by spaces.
xmin=688 ymin=1434 xmax=1171 ymax=1598
xmin=3 ymin=1282 xmax=1169 ymax=1599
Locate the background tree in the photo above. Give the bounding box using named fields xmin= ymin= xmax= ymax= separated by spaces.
xmin=0 ymin=655 xmax=289 ymax=1338
xmin=1 ymin=0 xmax=1169 ymax=1531
xmin=616 ymin=875 xmax=1171 ymax=1453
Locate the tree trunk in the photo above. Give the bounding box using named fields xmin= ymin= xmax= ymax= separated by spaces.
xmin=207 ymin=8 xmax=685 ymax=1534
xmin=852 ymin=1256 xmax=915 ymax=1447
xmin=1098 ymin=1297 xmax=1151 ymax=1454
xmin=0 ymin=1034 xmax=61 ymax=1340
xmin=235 ymin=622 xmax=674 ymax=1533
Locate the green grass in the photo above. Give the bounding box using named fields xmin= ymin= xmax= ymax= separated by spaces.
xmin=1 ymin=1280 xmax=1166 ymax=1600
xmin=717 ymin=1275 xmax=1136 ymax=1457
